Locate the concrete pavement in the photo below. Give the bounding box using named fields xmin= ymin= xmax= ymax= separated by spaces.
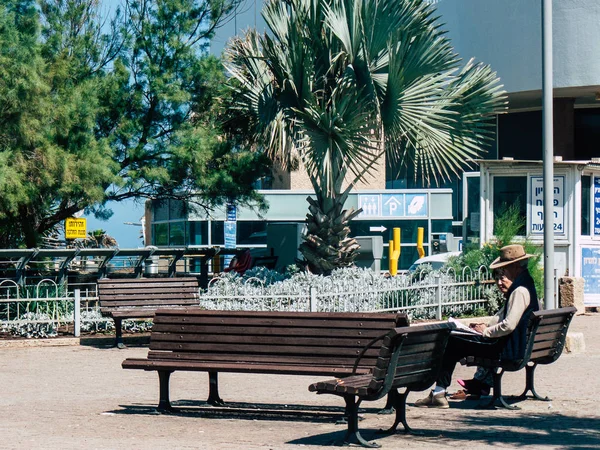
xmin=0 ymin=313 xmax=599 ymax=449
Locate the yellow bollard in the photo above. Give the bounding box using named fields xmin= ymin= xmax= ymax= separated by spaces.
xmin=417 ymin=227 xmax=425 ymax=259
xmin=388 ymin=239 xmax=397 ymax=276
xmin=388 ymin=228 xmax=401 ymax=276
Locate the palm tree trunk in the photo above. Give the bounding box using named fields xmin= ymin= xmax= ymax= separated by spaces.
xmin=299 ymin=196 xmax=361 ymax=275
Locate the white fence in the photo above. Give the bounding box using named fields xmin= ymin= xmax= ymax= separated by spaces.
xmin=0 ymin=267 xmax=496 ymax=337
xmin=199 ymin=267 xmax=496 ymax=320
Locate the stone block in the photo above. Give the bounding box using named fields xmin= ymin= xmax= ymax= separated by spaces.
xmin=559 ymin=277 xmax=585 ymax=315
xmin=564 ymin=332 xmax=585 ymax=354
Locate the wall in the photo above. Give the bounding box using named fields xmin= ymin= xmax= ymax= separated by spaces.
xmin=435 ymin=0 xmax=600 ymax=93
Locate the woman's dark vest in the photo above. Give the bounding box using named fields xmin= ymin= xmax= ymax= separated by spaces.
xmin=500 ymin=270 xmax=539 ymax=361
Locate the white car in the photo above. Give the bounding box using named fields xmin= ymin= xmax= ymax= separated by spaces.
xmin=407 ymin=251 xmax=461 ymax=272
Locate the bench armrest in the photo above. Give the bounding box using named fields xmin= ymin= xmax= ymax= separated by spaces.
xmin=351 ymin=331 xmax=390 ymax=375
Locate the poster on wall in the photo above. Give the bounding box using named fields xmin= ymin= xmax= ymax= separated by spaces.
xmin=529 ymin=176 xmax=565 ymax=235
xmin=581 ymin=246 xmax=600 ymax=306
xmin=594 ymin=176 xmax=600 ymax=236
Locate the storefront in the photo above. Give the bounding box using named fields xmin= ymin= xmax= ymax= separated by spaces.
xmin=477 ymin=159 xmax=600 ymax=306
xmin=148 ymin=188 xmax=456 ymax=271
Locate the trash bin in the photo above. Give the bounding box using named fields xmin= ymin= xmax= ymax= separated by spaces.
xmin=144 ymin=255 xmax=159 ymax=275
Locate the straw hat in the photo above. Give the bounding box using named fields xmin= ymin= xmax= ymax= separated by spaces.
xmin=489 ymin=244 xmax=535 ymax=269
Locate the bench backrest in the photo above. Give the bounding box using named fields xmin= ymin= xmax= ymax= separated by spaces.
xmin=147 ymin=309 xmax=408 ymax=371
xmin=365 ymin=322 xmax=452 ymax=399
xmin=98 ymin=277 xmax=200 ymax=313
xmin=529 ymin=306 xmax=577 ymax=365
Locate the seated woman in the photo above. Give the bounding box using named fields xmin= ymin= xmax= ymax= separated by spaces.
xmin=414 ymin=244 xmax=540 ymax=409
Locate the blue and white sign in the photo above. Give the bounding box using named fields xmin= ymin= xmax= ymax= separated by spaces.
xmin=224 ymin=203 xmax=237 ymax=267
xmin=226 ymin=203 xmax=237 ymax=222
xmin=358 ymin=193 xmax=428 ymax=218
xmin=382 ymin=194 xmax=405 ymax=217
xmin=582 ymin=247 xmax=600 ymax=302
xmin=405 ymin=194 xmax=428 ymax=217
xmin=529 ymin=176 xmax=565 ymax=235
xmin=594 ymin=177 xmax=600 ymax=236
xmin=358 ymin=195 xmax=381 ymax=216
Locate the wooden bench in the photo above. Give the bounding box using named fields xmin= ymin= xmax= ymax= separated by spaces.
xmin=461 ymin=306 xmax=577 ymax=409
xmin=309 ymin=322 xmax=452 ymax=448
xmin=122 ymin=309 xmax=408 ymax=412
xmin=97 ymin=277 xmax=200 ymax=348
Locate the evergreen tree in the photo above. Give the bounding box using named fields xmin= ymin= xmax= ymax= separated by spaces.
xmin=0 ymin=0 xmax=270 ymax=248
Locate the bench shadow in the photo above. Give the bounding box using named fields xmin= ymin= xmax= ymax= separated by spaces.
xmin=79 ymin=335 xmax=150 ymax=348
xmin=110 ymin=399 xmax=393 ymax=425
xmin=289 ymin=411 xmax=600 ymax=448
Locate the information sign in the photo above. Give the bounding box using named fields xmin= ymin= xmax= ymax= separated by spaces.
xmin=529 ymin=176 xmax=565 ymax=235
xmin=382 ymin=194 xmax=405 ymax=217
xmin=358 ymin=195 xmax=381 ymax=217
xmin=582 ymin=247 xmax=600 ymax=298
xmin=224 ymin=203 xmax=237 ymax=267
xmin=358 ymin=193 xmax=428 ymax=218
xmin=65 ymin=218 xmax=87 ymax=239
xmin=405 ymin=194 xmax=428 ymax=217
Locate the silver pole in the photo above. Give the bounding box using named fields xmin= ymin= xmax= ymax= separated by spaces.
xmin=74 ymin=289 xmax=81 ymax=338
xmin=542 ymin=0 xmax=555 ymax=308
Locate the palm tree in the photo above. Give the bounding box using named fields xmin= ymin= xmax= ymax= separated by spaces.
xmin=225 ymin=0 xmax=506 ymax=274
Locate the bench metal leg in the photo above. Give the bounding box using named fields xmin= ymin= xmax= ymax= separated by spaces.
xmin=379 ymin=389 xmax=420 ymax=435
xmin=114 ymin=318 xmax=125 ymax=349
xmin=377 ymin=390 xmax=396 ymax=415
xmin=482 ymin=369 xmax=520 ymax=410
xmin=207 ymin=371 xmax=225 ymax=406
xmin=517 ymin=363 xmax=550 ymax=401
xmin=157 ymin=370 xmax=175 ymax=413
xmin=342 ymin=395 xmax=380 ymax=448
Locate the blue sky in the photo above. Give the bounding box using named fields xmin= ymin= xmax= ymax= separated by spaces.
xmin=84 ymin=200 xmax=146 ymax=248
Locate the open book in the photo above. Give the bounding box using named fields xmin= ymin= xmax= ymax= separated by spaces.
xmin=448 ymin=317 xmax=482 ymax=335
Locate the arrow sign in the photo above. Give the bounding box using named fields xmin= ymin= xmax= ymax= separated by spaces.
xmin=369 ymin=226 xmax=387 ymax=233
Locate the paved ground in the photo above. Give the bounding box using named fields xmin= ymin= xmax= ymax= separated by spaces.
xmin=1 ymin=313 xmax=599 ymax=450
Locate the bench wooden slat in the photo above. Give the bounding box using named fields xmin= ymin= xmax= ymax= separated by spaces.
xmin=99 ymin=277 xmax=198 ymax=286
xmin=148 ymin=341 xmax=384 ymax=357
xmin=153 ymin=315 xmax=401 ymax=330
xmin=122 ymin=359 xmax=372 ymax=376
xmin=101 ymin=299 xmax=198 ymax=309
xmin=146 ymin=351 xmax=382 ymax=368
xmin=151 ymin=323 xmax=394 ymax=338
xmin=150 ymin=332 xmax=387 ymax=348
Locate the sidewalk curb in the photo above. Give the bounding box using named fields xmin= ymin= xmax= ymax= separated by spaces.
xmin=0 ymin=337 xmax=80 ymax=349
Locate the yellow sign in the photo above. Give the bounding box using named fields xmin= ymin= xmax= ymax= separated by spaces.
xmin=65 ymin=218 xmax=87 ymax=240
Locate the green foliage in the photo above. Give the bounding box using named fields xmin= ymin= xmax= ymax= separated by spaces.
xmin=0 ymin=0 xmax=270 ymax=248
xmin=225 ymin=0 xmax=506 ymax=273
xmin=445 ymin=202 xmax=544 ymax=299
xmin=494 ymin=202 xmax=525 ymax=247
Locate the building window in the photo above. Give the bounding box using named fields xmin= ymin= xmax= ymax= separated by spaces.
xmin=169 ymin=222 xmax=185 ymax=245
xmin=237 ymin=222 xmax=267 ymax=246
xmin=187 ymin=221 xmax=208 ymax=245
xmin=581 ymin=175 xmax=591 ymax=236
xmin=153 ymin=223 xmax=169 ymax=245
xmin=211 ymin=221 xmax=224 ymax=246
xmin=493 ymin=176 xmax=527 ymax=235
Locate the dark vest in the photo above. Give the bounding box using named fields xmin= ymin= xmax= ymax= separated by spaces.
xmin=500 ymin=270 xmax=539 ymax=361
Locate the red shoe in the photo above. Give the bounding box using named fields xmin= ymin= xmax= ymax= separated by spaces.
xmin=457 ymin=379 xmax=491 ymax=396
